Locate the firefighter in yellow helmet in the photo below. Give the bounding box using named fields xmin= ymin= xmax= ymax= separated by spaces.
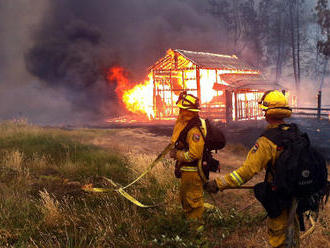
xmin=170 ymin=92 xmax=207 ymax=220
xmin=204 ymin=90 xmax=299 ymax=248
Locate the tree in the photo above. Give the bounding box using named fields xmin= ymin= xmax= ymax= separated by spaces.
xmin=208 ymin=0 xmax=263 ymax=65
xmin=288 ymin=0 xmax=303 ymax=94
xmin=316 ymin=0 xmax=330 ymax=56
xmin=315 ymin=0 xmax=330 ymax=90
xmin=259 ymin=0 xmax=291 ymax=81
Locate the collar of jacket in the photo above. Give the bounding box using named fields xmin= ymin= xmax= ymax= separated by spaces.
xmin=266 ymin=121 xmax=286 ymax=129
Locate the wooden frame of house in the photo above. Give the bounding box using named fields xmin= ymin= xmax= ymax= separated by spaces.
xmin=149 ymin=49 xmax=284 ymax=122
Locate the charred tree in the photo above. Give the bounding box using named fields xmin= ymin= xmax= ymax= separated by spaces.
xmin=296 ymin=0 xmax=301 ymax=87
xmin=259 ymin=0 xmax=291 ymax=82
xmin=289 ymin=0 xmax=299 ymax=93
xmin=315 ymin=0 xmax=330 ymax=90
xmin=274 ymin=1 xmax=288 ymax=82
xmin=208 ymin=0 xmax=262 ymax=63
xmin=316 ymin=0 xmax=330 ymax=57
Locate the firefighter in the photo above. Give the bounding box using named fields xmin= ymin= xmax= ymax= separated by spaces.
xmin=170 ymin=92 xmax=206 ymax=221
xmin=204 ymin=90 xmax=299 ymax=248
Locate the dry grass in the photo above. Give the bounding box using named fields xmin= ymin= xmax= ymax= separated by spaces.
xmin=2 ymin=150 xmax=24 ymax=171
xmin=39 ymin=189 xmax=62 ymax=227
xmin=0 ymin=120 xmax=329 ymax=247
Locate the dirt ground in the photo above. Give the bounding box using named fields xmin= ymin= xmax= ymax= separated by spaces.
xmin=88 ymin=123 xmax=330 ymax=248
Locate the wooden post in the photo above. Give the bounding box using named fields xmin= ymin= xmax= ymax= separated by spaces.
xmin=196 ymin=67 xmax=201 ymax=101
xmin=152 ymin=70 xmax=156 ymax=118
xmin=174 ymin=53 xmax=178 ymax=70
xmin=317 ymin=90 xmax=321 ymax=120
xmin=234 ymin=91 xmax=238 ymax=121
xmin=215 ymin=69 xmax=218 ymax=84
xmin=170 ymin=69 xmax=173 ymax=116
xmin=162 ymin=73 xmax=165 ymax=116
xmin=225 ymin=90 xmax=233 ymax=123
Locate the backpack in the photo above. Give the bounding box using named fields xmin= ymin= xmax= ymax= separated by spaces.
xmin=175 ymin=117 xmax=226 ymax=179
xmin=256 ymin=123 xmax=329 ymax=230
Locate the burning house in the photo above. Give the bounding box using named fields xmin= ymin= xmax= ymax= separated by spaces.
xmin=150 ymin=49 xmax=284 ymax=122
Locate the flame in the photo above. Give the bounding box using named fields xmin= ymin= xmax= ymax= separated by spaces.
xmin=107 ymin=66 xmax=154 ymax=119
xmin=122 ymin=74 xmax=154 ymax=119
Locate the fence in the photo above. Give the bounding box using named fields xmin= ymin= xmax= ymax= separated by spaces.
xmin=291 ymin=90 xmax=330 ymax=120
xmin=292 ymin=107 xmax=330 ymax=119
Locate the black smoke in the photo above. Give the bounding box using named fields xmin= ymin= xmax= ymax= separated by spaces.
xmin=24 ymin=0 xmax=229 ymax=121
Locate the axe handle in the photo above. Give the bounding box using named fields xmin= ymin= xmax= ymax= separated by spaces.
xmin=285 ymin=198 xmax=298 ymax=248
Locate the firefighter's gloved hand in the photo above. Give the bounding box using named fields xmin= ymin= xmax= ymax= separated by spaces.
xmin=203 ymin=180 xmax=219 ymax=194
xmin=170 ymin=149 xmax=178 ymax=159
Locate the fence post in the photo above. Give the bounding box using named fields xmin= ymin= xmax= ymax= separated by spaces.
xmin=317 ymin=90 xmax=322 ymax=120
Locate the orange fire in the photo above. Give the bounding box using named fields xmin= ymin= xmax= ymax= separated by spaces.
xmin=107 ymin=65 xmax=261 ymax=122
xmin=107 ymin=66 xmax=154 ymax=119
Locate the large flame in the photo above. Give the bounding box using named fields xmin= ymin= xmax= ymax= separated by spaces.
xmin=107 ymin=66 xmax=154 ymax=119
xmin=107 ymin=56 xmax=263 ymax=122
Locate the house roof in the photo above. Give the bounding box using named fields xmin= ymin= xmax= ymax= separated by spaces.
xmin=174 ymin=49 xmax=257 ymax=71
xmin=220 ymin=73 xmax=284 ymax=90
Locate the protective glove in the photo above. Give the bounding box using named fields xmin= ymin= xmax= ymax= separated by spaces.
xmin=203 ymin=180 xmax=219 ymax=194
xmin=170 ymin=149 xmax=178 ymax=159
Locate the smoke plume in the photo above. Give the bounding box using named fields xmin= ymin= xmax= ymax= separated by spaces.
xmin=0 ymin=0 xmax=231 ymax=124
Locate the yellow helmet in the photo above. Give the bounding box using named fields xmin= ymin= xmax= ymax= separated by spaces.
xmin=258 ymin=90 xmax=292 ymax=118
xmin=176 ymin=91 xmax=200 ymax=112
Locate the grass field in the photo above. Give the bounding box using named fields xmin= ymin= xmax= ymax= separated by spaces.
xmin=0 ymin=120 xmax=328 ymax=247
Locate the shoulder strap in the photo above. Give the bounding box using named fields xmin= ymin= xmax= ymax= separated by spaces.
xmin=261 ymin=125 xmax=288 ymax=183
xmin=198 ymin=118 xmax=207 ymax=141
xmin=262 ymin=127 xmax=283 ymax=146
xmin=261 ymin=123 xmax=300 ymax=146
xmin=176 ymin=117 xmax=202 ymax=146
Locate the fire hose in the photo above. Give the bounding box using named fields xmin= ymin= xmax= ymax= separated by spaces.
xmin=121 ymin=143 xmax=175 ymax=190
xmin=81 ymin=145 xmax=317 ymax=239
xmin=300 ymin=214 xmax=316 ymax=240
xmin=82 ymin=143 xmax=174 ymax=208
xmin=81 ymin=141 xmax=251 ymax=208
xmin=81 ymin=140 xmax=255 ymax=209
xmin=82 ymin=142 xmax=222 ymax=209
xmin=82 ymin=177 xmax=160 ymax=208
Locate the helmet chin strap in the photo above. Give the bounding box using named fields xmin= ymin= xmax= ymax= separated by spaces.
xmin=265 ymin=107 xmax=292 ymax=111
xmin=265 ymin=114 xmax=286 ymax=123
